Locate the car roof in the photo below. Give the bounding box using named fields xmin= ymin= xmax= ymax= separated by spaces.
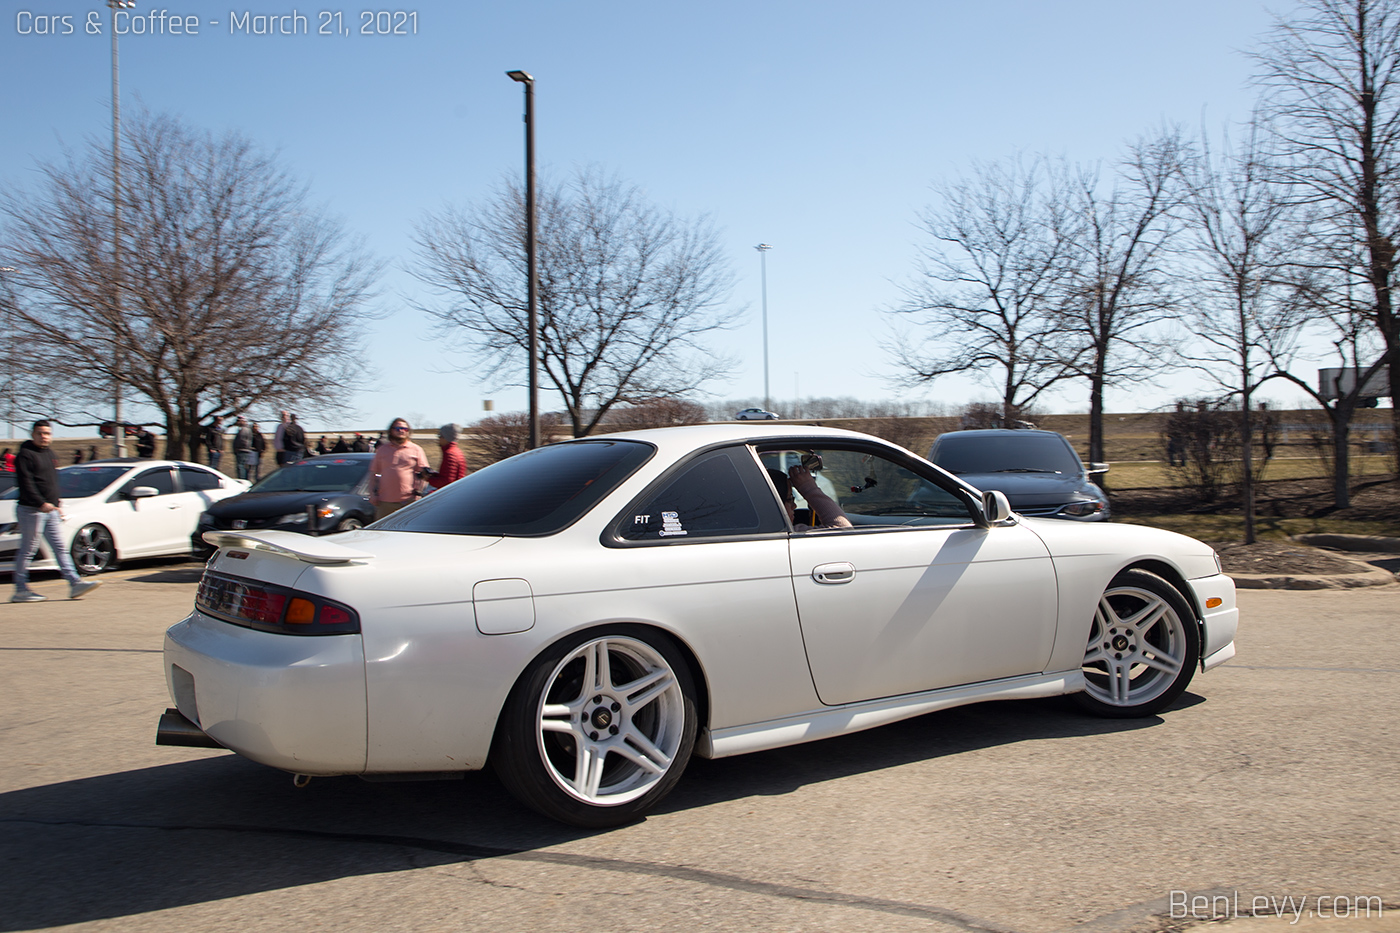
xmin=63 ymin=458 xmax=216 ymax=469
xmin=577 ymin=423 xmax=911 ymax=459
xmin=934 ymin=429 xmax=1069 ymax=442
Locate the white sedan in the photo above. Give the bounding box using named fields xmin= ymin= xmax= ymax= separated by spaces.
xmin=158 ymin=425 xmax=1237 ymax=827
xmin=1 ymin=459 xmax=249 ymax=575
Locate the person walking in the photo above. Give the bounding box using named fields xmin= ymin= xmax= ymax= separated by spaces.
xmin=11 ymin=420 xmax=102 ymax=603
xmin=135 ymin=429 xmax=156 ymax=459
xmin=232 ymin=416 xmax=256 ymax=481
xmin=204 ymin=416 xmax=226 ymax=472
xmin=369 ymin=418 xmax=428 ymax=521
xmin=426 ymin=423 xmax=469 ymax=490
xmin=273 ymin=411 xmax=291 ymax=467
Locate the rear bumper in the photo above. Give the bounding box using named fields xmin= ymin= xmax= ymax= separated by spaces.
xmin=163 ymin=611 xmax=368 ymax=774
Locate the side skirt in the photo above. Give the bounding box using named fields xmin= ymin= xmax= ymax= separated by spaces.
xmin=697 ymin=670 xmax=1084 ymax=759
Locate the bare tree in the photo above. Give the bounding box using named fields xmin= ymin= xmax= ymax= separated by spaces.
xmin=1253 ymin=0 xmax=1400 ymax=468
xmin=1179 ymin=124 xmax=1306 ymax=538
xmin=1060 ymin=130 xmax=1189 ymax=467
xmin=412 ymin=169 xmax=739 ymax=438
xmin=888 ymin=155 xmax=1083 ymax=422
xmin=0 ymin=111 xmax=380 ymax=458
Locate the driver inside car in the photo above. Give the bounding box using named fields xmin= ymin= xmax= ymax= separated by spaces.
xmin=768 ymin=463 xmax=852 ymax=531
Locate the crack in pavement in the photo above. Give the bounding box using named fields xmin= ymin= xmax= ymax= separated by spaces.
xmin=1 ymin=817 xmax=1023 ymax=932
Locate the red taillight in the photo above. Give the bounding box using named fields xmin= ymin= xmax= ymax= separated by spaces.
xmin=196 ymin=572 xmax=360 ymax=635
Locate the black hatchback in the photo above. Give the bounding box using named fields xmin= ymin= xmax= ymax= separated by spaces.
xmin=191 ymin=453 xmax=374 ymax=559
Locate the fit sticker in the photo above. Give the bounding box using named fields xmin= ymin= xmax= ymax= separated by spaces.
xmin=658 ymin=510 xmax=688 ymax=537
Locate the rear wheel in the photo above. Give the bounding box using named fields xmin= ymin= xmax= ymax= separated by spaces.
xmin=70 ymin=524 xmax=117 ymax=575
xmin=492 ymin=627 xmax=697 ymax=828
xmin=1074 ymin=569 xmax=1199 ymax=718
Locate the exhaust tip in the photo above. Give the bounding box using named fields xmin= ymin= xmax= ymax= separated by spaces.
xmin=156 ymin=708 xmax=223 ymax=748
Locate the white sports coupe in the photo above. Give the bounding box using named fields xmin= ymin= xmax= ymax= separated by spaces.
xmin=1 ymin=459 xmax=249 ymax=575
xmin=158 ymin=425 xmax=1237 ymax=827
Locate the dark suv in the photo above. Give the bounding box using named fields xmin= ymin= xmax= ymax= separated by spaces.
xmin=924 ymin=429 xmax=1110 ymax=521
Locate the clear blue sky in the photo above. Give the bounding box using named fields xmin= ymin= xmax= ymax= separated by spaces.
xmin=4 ymin=0 xmax=1329 ymax=433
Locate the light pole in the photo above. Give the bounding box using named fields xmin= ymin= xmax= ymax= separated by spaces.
xmin=0 ymin=267 xmax=15 ymax=440
xmin=109 ymin=0 xmax=135 ymax=457
xmin=507 ymin=69 xmax=539 ymax=450
xmin=755 ymin=244 xmax=772 ymax=411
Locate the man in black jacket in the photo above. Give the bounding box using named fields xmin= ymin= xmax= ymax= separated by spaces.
xmin=12 ymin=420 xmax=102 ymax=603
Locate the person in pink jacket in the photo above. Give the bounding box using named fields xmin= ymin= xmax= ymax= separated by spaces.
xmin=369 ymin=418 xmax=429 ymax=521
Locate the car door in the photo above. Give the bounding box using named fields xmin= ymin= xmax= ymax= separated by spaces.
xmin=771 ymin=444 xmax=1060 ymax=707
xmin=603 ymin=445 xmax=819 ymax=728
xmin=113 ymin=466 xmax=183 ymax=556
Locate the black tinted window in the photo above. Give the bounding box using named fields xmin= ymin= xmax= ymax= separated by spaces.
xmin=250 ymin=458 xmax=368 ymax=492
xmin=52 ymin=466 xmax=131 ymax=499
xmin=621 ymin=449 xmax=782 ymax=541
xmin=179 ymin=466 xmax=223 ymax=491
xmin=373 ymin=440 xmax=653 ymax=536
xmin=932 ymin=433 xmax=1081 ymax=475
xmin=125 ymin=468 xmax=175 ymax=496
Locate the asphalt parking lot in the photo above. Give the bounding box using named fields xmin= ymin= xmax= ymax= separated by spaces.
xmin=1 ymin=562 xmax=1396 ymax=933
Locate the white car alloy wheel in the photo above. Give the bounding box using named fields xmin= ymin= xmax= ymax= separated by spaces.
xmin=70 ymin=523 xmax=117 ymax=575
xmin=494 ymin=627 xmax=697 ymax=827
xmin=1074 ymin=568 xmax=1199 ymax=718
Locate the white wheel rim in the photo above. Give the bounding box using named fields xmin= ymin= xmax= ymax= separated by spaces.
xmin=535 ymin=636 xmax=686 ymax=807
xmin=1082 ymin=585 xmax=1188 ymax=707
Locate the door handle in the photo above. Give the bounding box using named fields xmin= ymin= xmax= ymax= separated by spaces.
xmin=812 ymin=562 xmax=856 ymax=584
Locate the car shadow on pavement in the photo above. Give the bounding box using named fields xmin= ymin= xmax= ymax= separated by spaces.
xmin=0 ymin=694 xmax=1187 ymax=930
xmin=125 ymin=567 xmax=206 ymax=584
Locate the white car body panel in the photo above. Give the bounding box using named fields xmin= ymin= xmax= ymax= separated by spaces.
xmin=160 ymin=424 xmax=1238 ymax=781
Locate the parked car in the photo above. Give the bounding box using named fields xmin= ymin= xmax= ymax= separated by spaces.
xmin=191 ymin=453 xmax=374 ymax=560
xmin=734 ymin=408 xmax=780 ymax=421
xmin=925 ymin=429 xmax=1110 ymax=521
xmin=0 ymin=459 xmax=249 ymax=575
xmin=159 ymin=424 xmax=1236 ymax=828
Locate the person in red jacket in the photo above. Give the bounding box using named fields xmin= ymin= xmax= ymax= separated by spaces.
xmin=426 ymin=423 xmax=469 ymax=490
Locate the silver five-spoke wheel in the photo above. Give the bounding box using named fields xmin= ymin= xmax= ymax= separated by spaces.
xmin=1075 ymin=569 xmax=1199 ymax=718
xmin=70 ymin=524 xmax=116 ymax=575
xmin=494 ymin=626 xmax=697 ymax=827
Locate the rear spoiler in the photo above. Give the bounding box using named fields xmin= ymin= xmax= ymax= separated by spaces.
xmin=201 ymin=530 xmax=375 ymax=564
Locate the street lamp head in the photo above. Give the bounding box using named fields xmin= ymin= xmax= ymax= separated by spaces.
xmin=755 ymin=243 xmax=773 ymax=252
xmin=506 ymin=70 xmax=534 ymax=84
xmin=108 ymin=0 xmax=137 ymax=8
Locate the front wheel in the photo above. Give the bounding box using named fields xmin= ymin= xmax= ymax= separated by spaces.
xmin=333 ymin=517 xmax=364 ymax=533
xmin=71 ymin=524 xmax=117 ymax=575
xmin=1074 ymin=568 xmax=1199 ymax=718
xmin=492 ymin=627 xmax=697 ymax=828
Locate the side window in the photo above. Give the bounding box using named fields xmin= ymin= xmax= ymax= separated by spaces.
xmin=179 ymin=466 xmax=223 ymax=491
xmin=125 ymin=468 xmax=175 ymax=496
xmin=620 ymin=448 xmax=785 ymax=541
xmin=761 ymin=447 xmax=975 ymax=526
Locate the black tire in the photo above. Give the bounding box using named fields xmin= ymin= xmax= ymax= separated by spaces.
xmin=1073 ymin=568 xmax=1199 ymax=718
xmin=70 ymin=524 xmax=117 ymax=575
xmin=334 ymin=517 xmax=364 ymax=533
xmin=492 ymin=625 xmax=698 ymax=828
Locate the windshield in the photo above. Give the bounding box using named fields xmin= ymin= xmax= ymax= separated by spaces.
xmin=373 ymin=440 xmax=654 ymax=536
xmin=932 ymin=433 xmax=1082 ymax=475
xmin=247 ymin=458 xmax=369 ymax=493
xmin=0 ymin=464 xmax=131 ymax=500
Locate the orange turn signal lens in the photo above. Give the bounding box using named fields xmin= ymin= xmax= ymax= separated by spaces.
xmin=1205 ymin=597 xmax=1222 ymax=609
xmin=285 ymin=597 xmax=316 ymax=624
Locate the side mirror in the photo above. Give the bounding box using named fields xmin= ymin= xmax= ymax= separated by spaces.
xmin=127 ymin=485 xmax=159 ymax=499
xmin=982 ymin=489 xmax=1012 ymax=524
xmin=1088 ymin=462 xmax=1110 ymax=475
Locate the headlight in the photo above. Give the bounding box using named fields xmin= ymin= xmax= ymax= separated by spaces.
xmin=274 ymin=512 xmax=310 ymax=525
xmin=1058 ymin=498 xmax=1107 ymax=517
xmin=315 ymin=503 xmax=342 ymax=520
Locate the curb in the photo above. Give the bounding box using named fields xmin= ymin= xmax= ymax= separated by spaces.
xmin=1230 ymin=538 xmax=1398 ymax=589
xmin=1229 ymin=565 xmax=1398 ymax=589
xmin=1291 ymin=533 xmax=1400 ymax=553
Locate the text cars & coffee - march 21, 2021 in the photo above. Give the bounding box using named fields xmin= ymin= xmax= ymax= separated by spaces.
xmin=14 ymin=9 xmax=420 ymax=37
